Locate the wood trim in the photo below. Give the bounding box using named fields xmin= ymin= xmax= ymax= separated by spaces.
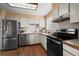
xmin=6 ymin=11 xmax=45 ymax=19
xmin=0 ymin=9 xmax=6 ymax=16
xmin=19 ymin=43 xmax=41 ymax=47
xmin=53 ymin=3 xmax=60 ymax=9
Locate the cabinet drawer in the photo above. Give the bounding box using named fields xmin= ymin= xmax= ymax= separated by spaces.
xmin=63 ymin=49 xmax=74 ymax=56
xmin=29 ymin=35 xmax=37 ymax=44
xmin=63 ymin=44 xmax=79 ymax=56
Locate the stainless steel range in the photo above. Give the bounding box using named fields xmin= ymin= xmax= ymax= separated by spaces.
xmin=47 ymin=28 xmax=78 ymax=56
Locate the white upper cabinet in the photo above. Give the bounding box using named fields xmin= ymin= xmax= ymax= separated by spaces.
xmin=28 ymin=18 xmax=34 ymax=24
xmin=20 ymin=19 xmax=28 ymax=27
xmin=52 ymin=4 xmax=59 ymax=20
xmin=34 ymin=19 xmax=40 ymax=24
xmin=70 ymin=3 xmax=79 ymax=23
xmin=52 ymin=3 xmax=70 ymax=21
xmin=39 ymin=19 xmax=45 ymax=27
xmin=46 ymin=16 xmax=53 ymax=29
xmin=59 ymin=3 xmax=69 ymax=16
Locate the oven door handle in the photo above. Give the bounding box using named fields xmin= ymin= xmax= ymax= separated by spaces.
xmin=52 ymin=39 xmax=61 ymax=45
xmin=48 ymin=38 xmax=61 ymax=45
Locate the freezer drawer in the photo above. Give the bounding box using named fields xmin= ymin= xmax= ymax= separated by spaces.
xmin=2 ymin=38 xmax=17 ymax=50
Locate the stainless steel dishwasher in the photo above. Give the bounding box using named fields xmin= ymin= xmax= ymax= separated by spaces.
xmin=18 ymin=34 xmax=30 ymax=46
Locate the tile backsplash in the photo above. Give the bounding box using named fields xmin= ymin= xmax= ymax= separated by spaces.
xmin=58 ymin=20 xmax=79 ymax=38
xmin=58 ymin=20 xmax=79 ymax=29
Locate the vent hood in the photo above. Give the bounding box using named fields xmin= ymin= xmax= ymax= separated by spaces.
xmin=52 ymin=13 xmax=70 ymax=23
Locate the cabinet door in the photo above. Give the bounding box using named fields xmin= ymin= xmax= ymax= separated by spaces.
xmin=34 ymin=34 xmax=40 ymax=43
xmin=63 ymin=49 xmax=73 ymax=56
xmin=70 ymin=3 xmax=79 ymax=23
xmin=46 ymin=16 xmax=53 ymax=29
xmin=40 ymin=34 xmax=47 ymax=50
xmin=39 ymin=19 xmax=45 ymax=27
xmin=34 ymin=19 xmax=40 ymax=24
xmin=63 ymin=44 xmax=79 ymax=56
xmin=53 ymin=4 xmax=59 ymax=20
xmin=59 ymin=3 xmax=69 ymax=16
xmin=20 ymin=19 xmax=28 ymax=27
xmin=29 ymin=34 xmax=40 ymax=44
xmin=29 ymin=19 xmax=34 ymax=24
xmin=29 ymin=35 xmax=36 ymax=44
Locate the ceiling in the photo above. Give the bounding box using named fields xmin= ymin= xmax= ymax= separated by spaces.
xmin=0 ymin=3 xmax=52 ymax=16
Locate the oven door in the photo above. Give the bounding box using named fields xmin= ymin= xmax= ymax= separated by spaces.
xmin=47 ymin=36 xmax=63 ymax=56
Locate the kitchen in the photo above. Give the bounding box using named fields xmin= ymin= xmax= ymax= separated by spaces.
xmin=0 ymin=3 xmax=79 ymax=56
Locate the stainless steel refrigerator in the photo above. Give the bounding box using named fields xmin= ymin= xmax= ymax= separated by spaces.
xmin=0 ymin=20 xmax=17 ymax=50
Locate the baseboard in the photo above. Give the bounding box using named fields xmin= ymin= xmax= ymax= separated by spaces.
xmin=27 ymin=43 xmax=41 ymax=46
xmin=19 ymin=43 xmax=41 ymax=47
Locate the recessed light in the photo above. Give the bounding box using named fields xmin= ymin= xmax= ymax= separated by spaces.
xmin=8 ymin=3 xmax=37 ymax=10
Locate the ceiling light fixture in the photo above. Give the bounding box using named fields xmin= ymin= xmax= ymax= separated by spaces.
xmin=8 ymin=3 xmax=37 ymax=10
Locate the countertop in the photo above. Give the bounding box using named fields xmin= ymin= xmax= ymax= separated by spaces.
xmin=40 ymin=33 xmax=79 ymax=50
xmin=18 ymin=32 xmax=79 ymax=50
xmin=18 ymin=32 xmax=40 ymax=35
xmin=40 ymin=33 xmax=63 ymax=41
xmin=63 ymin=39 xmax=79 ymax=50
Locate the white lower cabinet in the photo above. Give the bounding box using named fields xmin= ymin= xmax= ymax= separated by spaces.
xmin=29 ymin=33 xmax=47 ymax=50
xmin=29 ymin=34 xmax=40 ymax=44
xmin=63 ymin=44 xmax=79 ymax=56
xmin=63 ymin=49 xmax=74 ymax=56
xmin=29 ymin=35 xmax=35 ymax=44
xmin=35 ymin=34 xmax=40 ymax=43
xmin=40 ymin=34 xmax=47 ymax=50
